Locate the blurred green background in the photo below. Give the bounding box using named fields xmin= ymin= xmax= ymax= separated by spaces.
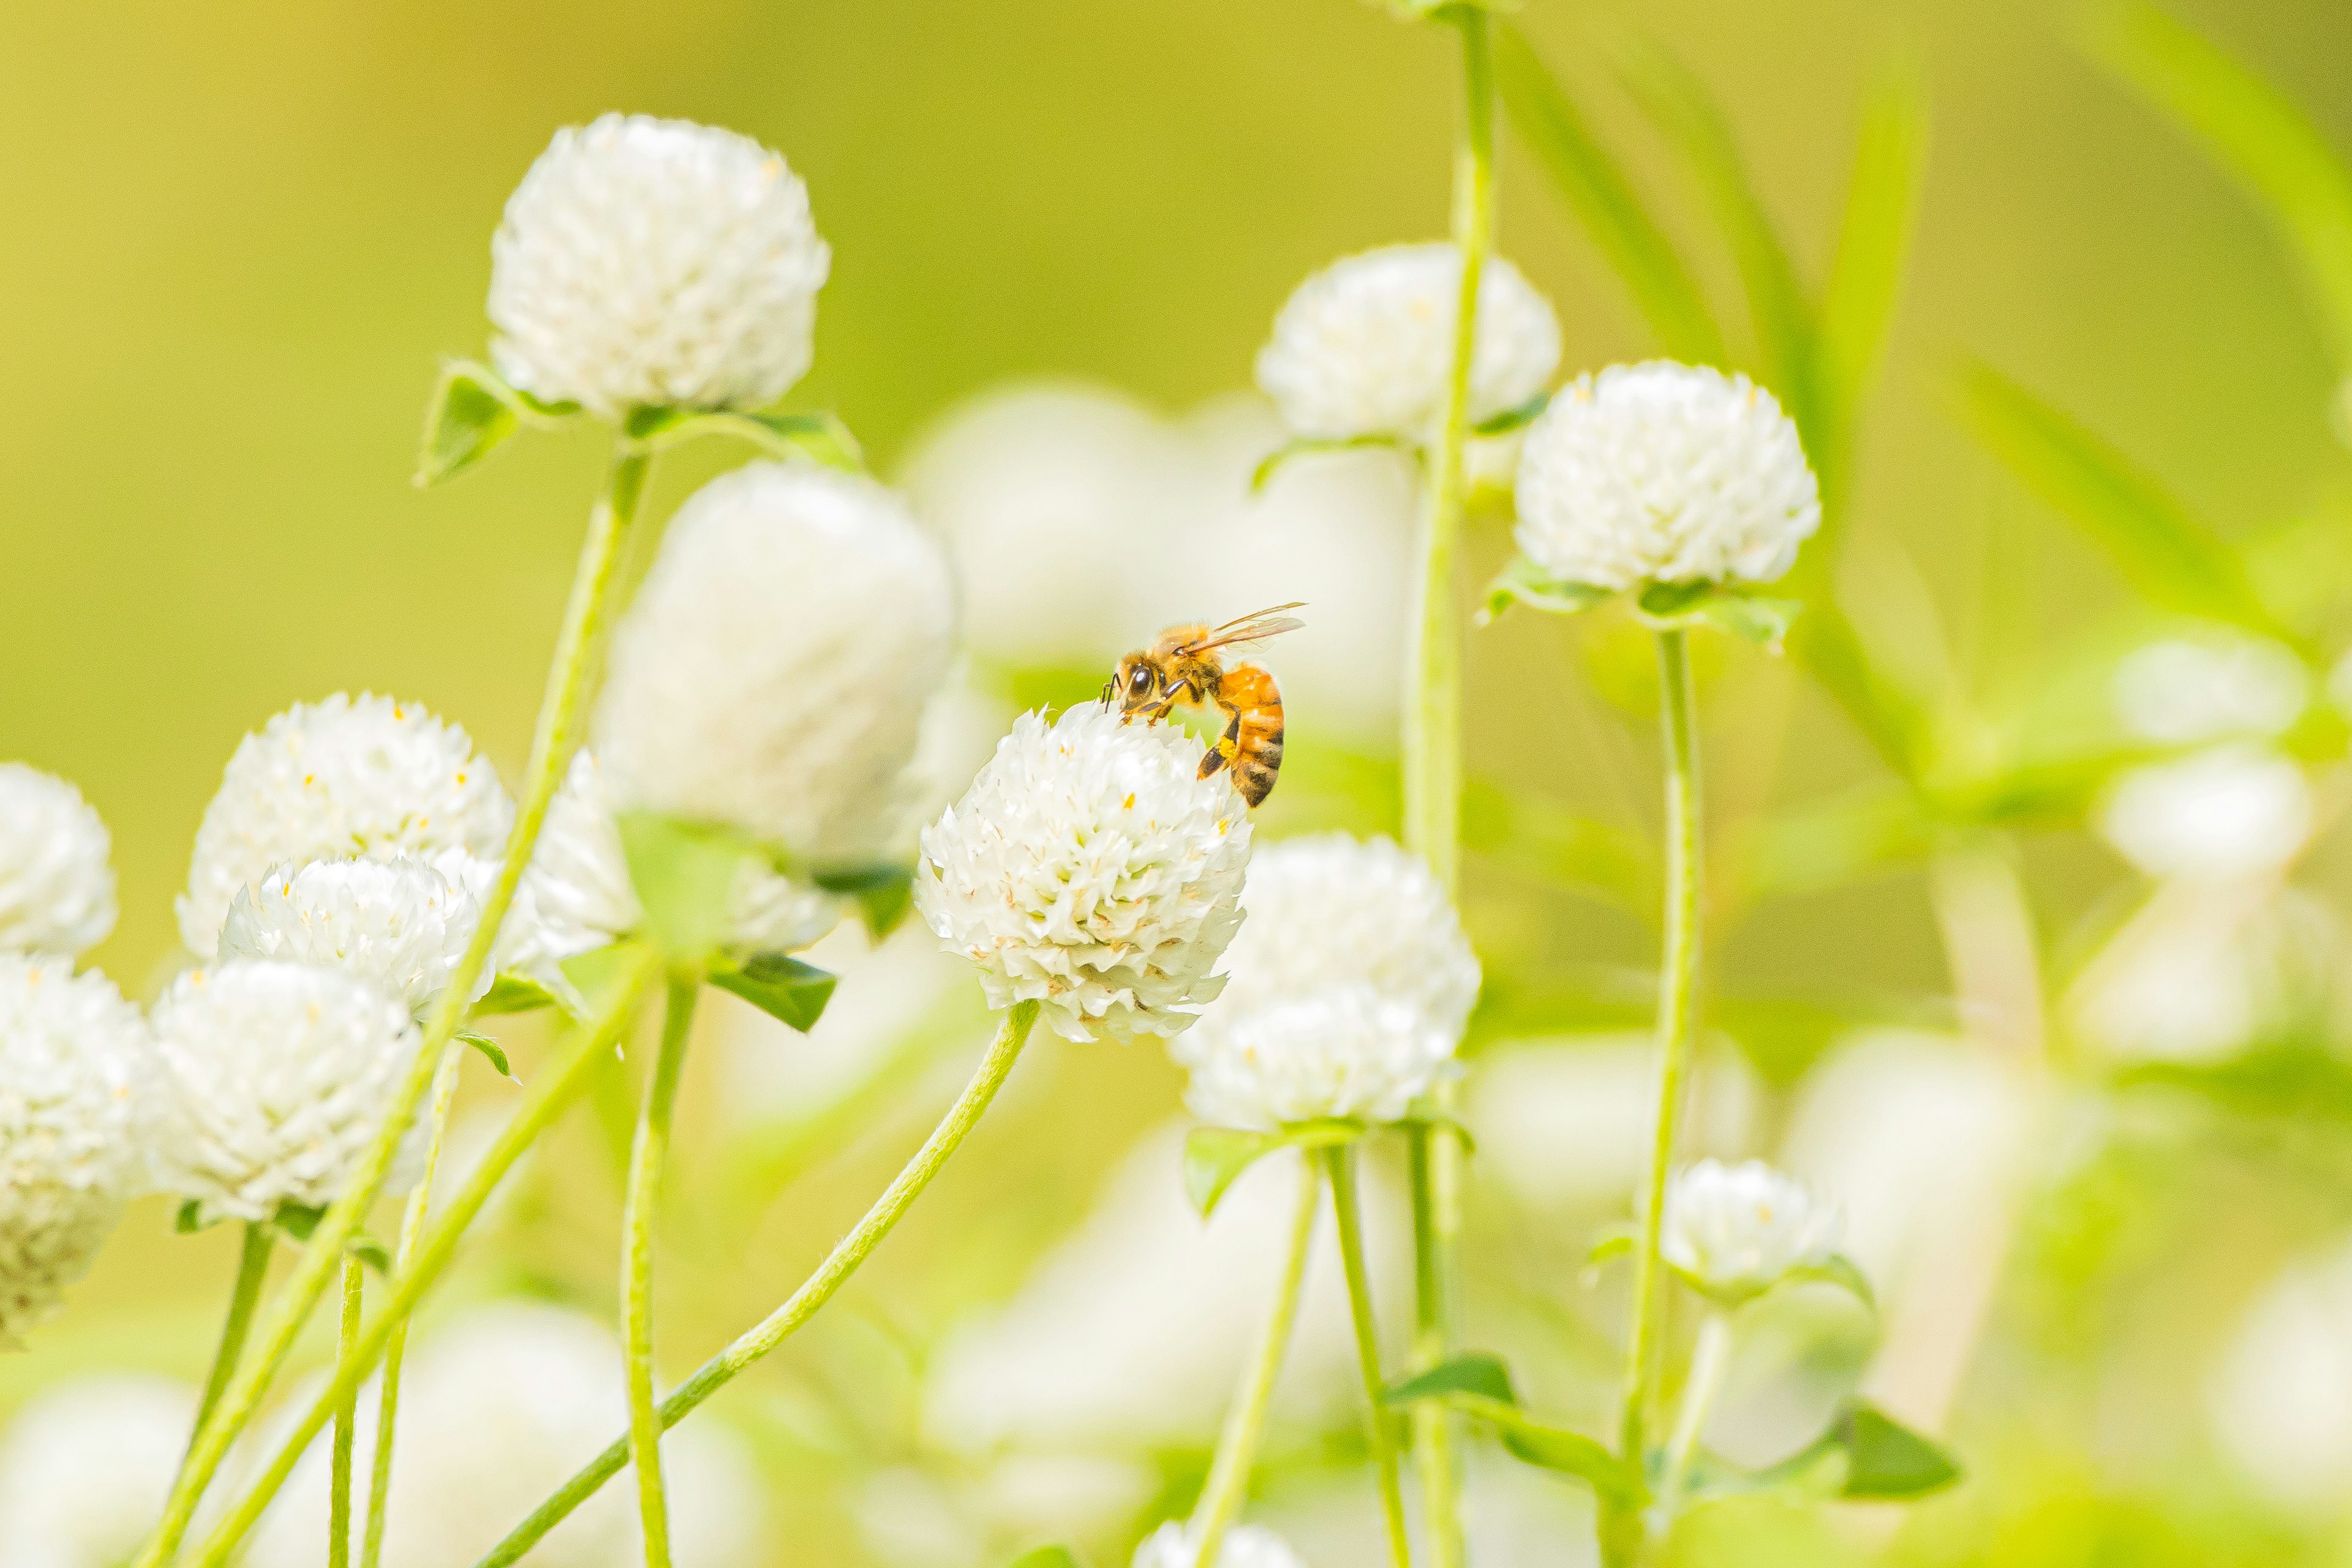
xmin=7 ymin=0 xmax=2352 ymax=1563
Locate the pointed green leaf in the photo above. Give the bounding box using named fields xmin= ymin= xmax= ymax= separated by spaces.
xmin=1634 ymin=579 xmax=1714 ymax=619
xmin=1472 ymin=392 xmax=1550 ymax=438
xmin=1251 ymin=434 xmax=1406 ymax=492
xmin=1586 ymin=1226 xmax=1637 ymax=1268
xmin=1450 ymin=1393 xmax=1648 ymax=1507
xmin=274 ymin=1200 xmax=325 ymax=1243
xmin=1383 ymin=1352 xmax=1518 ymax=1408
xmin=1694 ymin=594 xmax=1802 ymax=650
xmin=813 ymin=864 xmax=916 ymax=938
xmin=455 ymin=1030 xmax=514 ymax=1079
xmin=175 ymin=1199 xmax=213 ymax=1235
xmin=1834 ymin=1402 xmax=1961 ymax=1498
xmin=617 ymin=812 xmax=757 ymax=967
xmin=1786 ymin=1253 xmax=1876 ymax=1311
xmin=622 ymin=406 xmax=867 ymax=472
xmin=345 ymin=1233 xmax=394 ymax=1276
xmin=471 ymin=971 xmax=559 ymax=1017
xmin=1479 ymin=557 xmax=1615 ymax=624
xmin=709 ymin=952 xmax=838 ymax=1034
xmin=1183 ymin=1126 xmax=1286 ymax=1217
xmin=415 ymin=360 xmax=576 ymax=486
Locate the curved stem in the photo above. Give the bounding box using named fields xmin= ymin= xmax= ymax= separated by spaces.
xmin=473 ymin=1001 xmax=1041 ymax=1568
xmin=183 ymin=1224 xmax=271 ymax=1465
xmin=329 ymin=1257 xmax=364 ymax=1568
xmin=185 ymin=946 xmax=664 ymax=1568
xmin=1324 ymin=1144 xmax=1413 ymax=1568
xmin=623 ymin=976 xmax=698 ymax=1567
xmin=361 ymin=1041 xmax=466 ymax=1568
xmin=1657 ymin=1310 xmax=1733 ymax=1521
xmin=139 ymin=440 xmax=652 ymax=1567
xmin=1189 ymin=1157 xmax=1322 ymax=1568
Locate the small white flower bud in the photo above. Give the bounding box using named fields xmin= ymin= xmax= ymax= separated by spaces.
xmin=914 ymin=706 xmax=1253 ymax=1043
xmin=489 ymin=114 xmax=831 ymax=418
xmin=1133 ymin=1522 xmax=1305 ymax=1568
xmin=0 ymin=764 xmax=116 ymax=958
xmin=597 ymin=462 xmax=956 ymax=870
xmin=1515 ymin=363 xmax=1821 ymax=591
xmin=1256 ymin=243 xmax=1561 ymax=443
xmin=1659 ymin=1158 xmax=1842 ymax=1299
xmin=0 ymin=1374 xmax=195 ymax=1562
xmin=218 ymin=856 xmax=489 ymax=1019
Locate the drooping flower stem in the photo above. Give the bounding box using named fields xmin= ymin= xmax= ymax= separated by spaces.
xmin=329 ymin=1256 xmax=365 ymax=1568
xmin=1324 ymin=1142 xmax=1414 ymax=1568
xmin=1188 ymin=1158 xmax=1323 ymax=1568
xmin=622 ymin=974 xmax=699 ymax=1567
xmin=184 ymin=1224 xmax=271 ymax=1462
xmin=1401 ymin=12 xmax=1495 ymax=1568
xmin=473 ymin=1001 xmax=1041 ymax=1568
xmin=1657 ymin=1309 xmax=1733 ymax=1521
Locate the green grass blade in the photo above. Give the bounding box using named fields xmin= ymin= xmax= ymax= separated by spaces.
xmin=1495 ymin=25 xmax=1724 ymax=363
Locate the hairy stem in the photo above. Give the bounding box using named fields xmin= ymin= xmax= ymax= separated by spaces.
xmin=1326 ymin=1144 xmax=1414 ymax=1568
xmin=329 ymin=1257 xmax=364 ymax=1568
xmin=473 ymin=1001 xmax=1041 ymax=1568
xmin=624 ymin=977 xmax=699 ymax=1567
xmin=1189 ymin=1158 xmax=1322 ymax=1568
xmin=184 ymin=1224 xmax=271 ymax=1466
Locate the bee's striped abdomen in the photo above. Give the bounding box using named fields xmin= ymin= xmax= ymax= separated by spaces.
xmin=1204 ymin=662 xmax=1284 ymax=808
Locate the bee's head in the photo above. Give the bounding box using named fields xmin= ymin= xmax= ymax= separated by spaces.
xmin=1111 ymin=654 xmax=1161 ymax=717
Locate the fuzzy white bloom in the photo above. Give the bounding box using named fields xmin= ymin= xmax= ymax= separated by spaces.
xmin=1174 ymin=834 xmax=1478 ymax=1129
xmin=2114 ymin=635 xmax=2308 ymax=744
xmin=2211 ymin=1234 xmax=2352 ymax=1512
xmin=178 ymin=694 xmax=513 ymax=959
xmin=0 ymin=1374 xmax=197 ymax=1566
xmin=1256 ymin=244 xmax=1560 ymax=442
xmin=0 ymin=765 xmax=116 ymax=958
xmin=488 ymin=114 xmax=829 ymax=419
xmin=2099 ymin=744 xmax=2313 ymax=881
xmin=915 ymin=705 xmax=1251 ymax=1044
xmin=1133 ymin=1521 xmax=1308 ymax=1568
xmin=597 ymin=462 xmax=955 ymax=869
xmin=1514 ymin=363 xmax=1820 ymax=591
xmin=1659 ymin=1158 xmax=1843 ymax=1299
xmin=218 ymin=856 xmax=488 ymax=1018
xmin=148 ymin=961 xmax=423 ymax=1224
xmin=0 ymin=957 xmax=151 ymax=1348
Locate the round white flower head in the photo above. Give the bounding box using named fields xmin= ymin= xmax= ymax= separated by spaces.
xmin=178 ymin=694 xmax=513 ymax=959
xmin=0 ymin=956 xmax=151 ymax=1347
xmin=2100 ymin=745 xmax=2313 ymax=881
xmin=0 ymin=764 xmax=116 ymax=959
xmin=2114 ymin=635 xmax=2308 ymax=744
xmin=148 ymin=960 xmax=423 ymax=1225
xmin=914 ymin=705 xmax=1252 ymax=1044
xmin=218 ymin=856 xmax=489 ymax=1019
xmin=1256 ymin=243 xmax=1560 ymax=442
xmin=1133 ymin=1521 xmax=1306 ymax=1568
xmin=0 ymin=1374 xmax=195 ymax=1565
xmin=1514 ymin=362 xmax=1821 ymax=591
xmin=488 ymin=113 xmax=830 ymax=419
xmin=597 ymin=462 xmax=956 ymax=870
xmin=1173 ymin=834 xmax=1479 ymax=1130
xmin=1660 ymin=1158 xmax=1843 ymax=1300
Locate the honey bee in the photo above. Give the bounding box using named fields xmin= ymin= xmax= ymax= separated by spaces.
xmin=1105 ymin=603 xmax=1306 ymax=808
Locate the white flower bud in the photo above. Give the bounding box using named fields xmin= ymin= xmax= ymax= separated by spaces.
xmin=218 ymin=856 xmax=489 ymax=1018
xmin=914 ymin=706 xmax=1252 ymax=1043
xmin=178 ymin=694 xmax=513 ymax=959
xmin=1133 ymin=1522 xmax=1305 ymax=1568
xmin=2100 ymin=744 xmax=2314 ymax=881
xmin=1174 ymin=834 xmax=1479 ymax=1130
xmin=1514 ymin=363 xmax=1821 ymax=591
xmin=488 ymin=114 xmax=830 ymax=418
xmin=0 ymin=1374 xmax=196 ymax=1564
xmin=597 ymin=462 xmax=956 ymax=869
xmin=0 ymin=956 xmax=152 ymax=1347
xmin=148 ymin=961 xmax=424 ymax=1225
xmin=0 ymin=764 xmax=116 ymax=957
xmin=1256 ymin=243 xmax=1560 ymax=443
xmin=1659 ymin=1158 xmax=1842 ymax=1299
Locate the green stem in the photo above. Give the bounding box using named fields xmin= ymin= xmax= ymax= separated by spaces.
xmin=472 ymin=1001 xmax=1041 ymax=1568
xmin=185 ymin=946 xmax=663 ymax=1568
xmin=361 ymin=1042 xmax=466 ymax=1568
xmin=1606 ymin=627 xmax=1705 ymax=1564
xmin=1324 ymin=1144 xmax=1414 ymax=1568
xmin=624 ymin=977 xmax=698 ymax=1567
xmin=137 ymin=439 xmax=651 ymax=1568
xmin=1657 ymin=1310 xmax=1733 ymax=1521
xmin=1188 ymin=1158 xmax=1322 ymax=1568
xmin=329 ymin=1257 xmax=364 ymax=1568
xmin=184 ymin=1224 xmax=271 ymax=1464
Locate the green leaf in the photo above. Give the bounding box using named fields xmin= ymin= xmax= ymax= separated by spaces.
xmin=1471 ymin=392 xmax=1550 ymax=438
xmin=1586 ymin=1226 xmax=1637 ymax=1269
xmin=1834 ymin=1402 xmax=1961 ymax=1498
xmin=274 ymin=1201 xmax=325 ymax=1243
xmin=175 ymin=1199 xmax=213 ymax=1235
xmin=1786 ymin=1253 xmax=1876 ymax=1312
xmin=1383 ymin=1352 xmax=1518 ymax=1407
xmin=1251 ymin=434 xmax=1405 ymax=492
xmin=622 ymin=406 xmax=867 ymax=472
xmin=345 ymin=1233 xmax=394 ymax=1276
xmin=415 ymin=359 xmax=576 ymax=487
xmin=1006 ymin=1549 xmax=1090 ymax=1568
xmin=455 ymin=1030 xmax=514 ymax=1079
xmin=1496 ymin=26 xmax=1723 ymax=362
xmin=471 ymin=971 xmax=559 ymax=1017
xmin=2116 ymin=1045 xmax=2352 ymax=1126
xmin=1478 ymin=557 xmax=1615 ymax=624
xmin=1455 ymin=1393 xmax=1648 ymax=1507
xmin=709 ymin=952 xmax=838 ymax=1034
xmin=1183 ymin=1126 xmax=1286 ymax=1217
xmin=1694 ymin=594 xmax=1802 ymax=650
xmin=1634 ymin=579 xmax=1715 ymax=619
xmin=617 ymin=812 xmax=758 ymax=967
xmin=812 ymin=864 xmax=916 ymax=938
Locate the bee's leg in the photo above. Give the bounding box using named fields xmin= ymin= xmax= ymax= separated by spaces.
xmin=1198 ymin=706 xmax=1242 ymax=780
xmin=1197 ymin=745 xmax=1229 ymax=780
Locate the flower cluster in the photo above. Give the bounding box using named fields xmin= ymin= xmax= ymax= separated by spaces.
xmin=1660 ymin=1158 xmax=1844 ymax=1301
xmin=0 ymin=764 xmax=116 ymax=957
xmin=1133 ymin=1521 xmax=1306 ymax=1568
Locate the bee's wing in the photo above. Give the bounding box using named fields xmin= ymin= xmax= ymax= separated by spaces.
xmin=1180 ymin=605 xmax=1306 ymax=655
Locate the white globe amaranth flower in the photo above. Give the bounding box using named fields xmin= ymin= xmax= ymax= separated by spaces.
xmin=178 ymin=693 xmax=514 ymax=959
xmin=1514 ymin=362 xmax=1822 ymax=591
xmin=914 ymin=705 xmax=1252 ymax=1044
xmin=1173 ymin=834 xmax=1479 ymax=1130
xmin=2099 ymin=744 xmax=2313 ymax=881
xmin=1660 ymin=1158 xmax=1843 ymax=1300
xmin=1133 ymin=1521 xmax=1306 ymax=1568
xmin=0 ymin=1373 xmax=197 ymax=1566
xmin=597 ymin=462 xmax=956 ymax=870
xmin=1256 ymin=243 xmax=1560 ymax=442
xmin=488 ymin=113 xmax=830 ymax=420
xmin=218 ymin=855 xmax=489 ymax=1019
xmin=0 ymin=956 xmax=151 ymax=1348
xmin=2114 ymin=635 xmax=2308 ymax=745
xmin=148 ymin=960 xmax=424 ymax=1225
xmin=0 ymin=764 xmax=117 ymax=958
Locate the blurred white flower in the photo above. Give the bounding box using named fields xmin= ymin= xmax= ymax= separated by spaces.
xmin=915 ymin=705 xmax=1251 ymax=1044
xmin=1134 ymin=1521 xmax=1308 ymax=1568
xmin=1514 ymin=363 xmax=1820 ymax=592
xmin=2113 ymin=634 xmax=2307 ymax=744
xmin=148 ymin=960 xmax=423 ymax=1225
xmin=1175 ymin=834 xmax=1477 ymax=1129
xmin=1466 ymin=1036 xmax=1755 ymax=1208
xmin=2098 ymin=744 xmax=2313 ymax=880
xmin=488 ymin=114 xmax=829 ymax=418
xmin=2068 ymin=880 xmax=2346 ymax=1062
xmin=178 ymin=694 xmax=513 ymax=959
xmin=597 ymin=462 xmax=955 ymax=870
xmin=247 ymin=1303 xmax=763 ymax=1568
xmin=1255 ymin=243 xmax=1560 ymax=443
xmin=0 ymin=956 xmax=151 ymax=1347
xmin=0 ymin=1374 xmax=196 ymax=1566
xmin=2211 ymin=1234 xmax=2352 ymax=1513
xmin=218 ymin=856 xmax=487 ymax=1018
xmin=1659 ymin=1158 xmax=1842 ymax=1300
xmin=0 ymin=764 xmax=116 ymax=958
